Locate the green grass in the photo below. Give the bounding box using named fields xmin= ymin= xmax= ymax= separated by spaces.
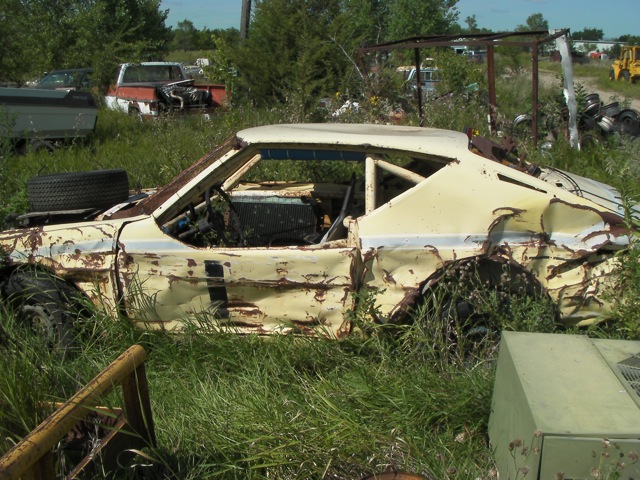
xmin=0 ymin=306 xmax=497 ymax=479
xmin=1 ymin=75 xmax=640 ymax=479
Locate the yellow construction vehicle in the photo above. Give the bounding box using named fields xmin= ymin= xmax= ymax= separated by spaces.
xmin=610 ymin=45 xmax=640 ymax=82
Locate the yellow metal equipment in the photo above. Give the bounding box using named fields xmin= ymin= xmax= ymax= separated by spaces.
xmin=610 ymin=45 xmax=640 ymax=82
xmin=0 ymin=345 xmax=155 ymax=480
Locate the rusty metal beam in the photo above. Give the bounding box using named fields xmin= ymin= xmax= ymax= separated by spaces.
xmin=487 ymin=45 xmax=496 ymax=133
xmin=0 ymin=345 xmax=155 ymax=480
xmin=532 ymin=41 xmax=540 ymax=147
xmin=357 ymin=30 xmax=566 ymax=54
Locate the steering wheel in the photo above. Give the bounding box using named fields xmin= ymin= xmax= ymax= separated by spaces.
xmin=204 ymin=185 xmax=245 ymax=247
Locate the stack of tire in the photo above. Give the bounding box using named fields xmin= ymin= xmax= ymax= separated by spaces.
xmin=579 ymin=93 xmax=640 ymax=139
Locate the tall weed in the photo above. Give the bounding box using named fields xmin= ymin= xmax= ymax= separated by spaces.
xmin=599 ymin=136 xmax=640 ymax=339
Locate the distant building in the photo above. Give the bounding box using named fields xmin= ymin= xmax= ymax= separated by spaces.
xmin=572 ymin=40 xmax=624 ymax=52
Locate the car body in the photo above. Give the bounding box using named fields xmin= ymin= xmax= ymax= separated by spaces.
xmin=0 ymin=124 xmax=631 ymax=337
xmin=35 ymin=68 xmax=93 ymax=91
xmin=398 ymin=65 xmax=441 ymax=100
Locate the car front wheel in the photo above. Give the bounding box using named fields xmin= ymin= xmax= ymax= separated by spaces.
xmin=0 ymin=272 xmax=85 ymax=354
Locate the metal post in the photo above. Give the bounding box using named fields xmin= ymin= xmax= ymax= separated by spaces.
xmin=122 ymin=363 xmax=156 ymax=447
xmin=414 ymin=47 xmax=424 ymax=126
xmin=240 ymin=0 xmax=252 ymax=39
xmin=532 ymin=41 xmax=539 ymax=147
xmin=487 ymin=45 xmax=496 ymax=133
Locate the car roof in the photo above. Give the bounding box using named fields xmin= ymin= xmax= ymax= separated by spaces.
xmin=121 ymin=62 xmax=181 ymax=66
xmin=236 ymin=124 xmax=471 ymax=159
xmin=43 ymin=68 xmax=91 ymax=74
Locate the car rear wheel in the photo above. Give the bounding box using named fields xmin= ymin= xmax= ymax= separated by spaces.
xmin=417 ymin=260 xmax=557 ymax=361
xmin=0 ymin=272 xmax=85 ymax=354
xmin=27 ymin=169 xmax=129 ymax=212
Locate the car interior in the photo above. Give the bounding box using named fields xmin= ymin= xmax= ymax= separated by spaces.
xmin=162 ymin=146 xmax=449 ymax=249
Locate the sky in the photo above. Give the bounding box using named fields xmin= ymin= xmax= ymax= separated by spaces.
xmin=161 ymin=0 xmax=636 ymax=40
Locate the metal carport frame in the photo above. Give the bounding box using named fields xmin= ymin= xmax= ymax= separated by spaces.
xmin=357 ymin=29 xmax=571 ymax=145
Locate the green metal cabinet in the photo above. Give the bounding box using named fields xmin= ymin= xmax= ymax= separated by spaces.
xmin=489 ymin=331 xmax=640 ymax=479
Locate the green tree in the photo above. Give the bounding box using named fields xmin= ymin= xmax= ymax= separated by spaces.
xmin=234 ymin=0 xmax=348 ymax=114
xmin=572 ymin=27 xmax=604 ymax=41
xmin=233 ymin=0 xmax=460 ymax=113
xmin=210 ymin=28 xmax=241 ymax=47
xmin=0 ymin=0 xmax=37 ymax=85
xmin=465 ymin=14 xmax=478 ymax=33
xmin=326 ymin=0 xmax=393 ymax=96
xmin=386 ymin=0 xmax=459 ymax=39
xmin=516 ymin=12 xmax=549 ymax=32
xmin=171 ymin=19 xmax=199 ymax=51
xmin=618 ymin=34 xmax=640 ymax=45
xmin=0 ymin=0 xmax=170 ymax=88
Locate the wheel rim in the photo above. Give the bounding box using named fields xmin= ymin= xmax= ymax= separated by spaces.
xmin=21 ymin=304 xmax=56 ymax=338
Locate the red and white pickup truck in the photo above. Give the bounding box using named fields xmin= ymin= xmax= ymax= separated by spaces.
xmin=104 ymin=62 xmax=227 ymax=118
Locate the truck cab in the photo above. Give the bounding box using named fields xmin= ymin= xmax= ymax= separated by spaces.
xmin=104 ymin=62 xmax=227 ymax=117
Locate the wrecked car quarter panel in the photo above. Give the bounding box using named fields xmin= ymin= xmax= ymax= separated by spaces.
xmin=358 ymin=149 xmax=624 ymax=326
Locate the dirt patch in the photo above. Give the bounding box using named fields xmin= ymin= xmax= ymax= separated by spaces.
xmin=539 ymin=70 xmax=640 ymax=111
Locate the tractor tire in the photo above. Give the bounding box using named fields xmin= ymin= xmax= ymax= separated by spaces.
xmin=27 ymin=169 xmax=129 ymax=212
xmin=609 ymin=69 xmax=616 ymax=81
xmin=622 ymin=70 xmax=631 ymax=82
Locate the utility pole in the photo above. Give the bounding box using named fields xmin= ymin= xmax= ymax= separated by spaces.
xmin=240 ymin=0 xmax=251 ymax=39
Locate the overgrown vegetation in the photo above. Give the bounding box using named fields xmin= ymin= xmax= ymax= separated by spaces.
xmin=2 ymin=2 xmax=640 ymax=477
xmin=1 ymin=65 xmax=639 ymax=476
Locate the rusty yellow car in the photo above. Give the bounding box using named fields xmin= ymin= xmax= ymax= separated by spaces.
xmin=0 ymin=124 xmax=632 ymax=345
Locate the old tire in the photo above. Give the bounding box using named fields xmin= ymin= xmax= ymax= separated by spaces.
xmin=609 ymin=69 xmax=616 ymax=81
xmin=27 ymin=169 xmax=129 ymax=212
xmin=418 ymin=260 xmax=556 ymax=361
xmin=622 ymin=70 xmax=631 ymax=82
xmin=618 ymin=109 xmax=640 ymax=137
xmin=0 ymin=272 xmax=84 ymax=353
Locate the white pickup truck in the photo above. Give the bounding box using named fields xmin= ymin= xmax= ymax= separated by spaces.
xmin=104 ymin=62 xmax=227 ymax=118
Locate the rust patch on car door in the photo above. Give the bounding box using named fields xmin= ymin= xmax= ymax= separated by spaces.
xmin=116 ymin=217 xmax=358 ymax=337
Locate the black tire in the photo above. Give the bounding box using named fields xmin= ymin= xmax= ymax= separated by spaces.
xmin=0 ymin=272 xmax=84 ymax=353
xmin=128 ymin=107 xmax=144 ymax=121
xmin=419 ymin=260 xmax=556 ymax=361
xmin=609 ymin=69 xmax=616 ymax=81
xmin=28 ymin=139 xmax=56 ymax=153
xmin=622 ymin=70 xmax=631 ymax=82
xmin=27 ymin=169 xmax=129 ymax=212
xmin=617 ymin=109 xmax=640 ymax=137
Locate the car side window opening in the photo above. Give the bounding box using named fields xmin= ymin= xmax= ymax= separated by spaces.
xmin=162 ymin=147 xmax=447 ymax=249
